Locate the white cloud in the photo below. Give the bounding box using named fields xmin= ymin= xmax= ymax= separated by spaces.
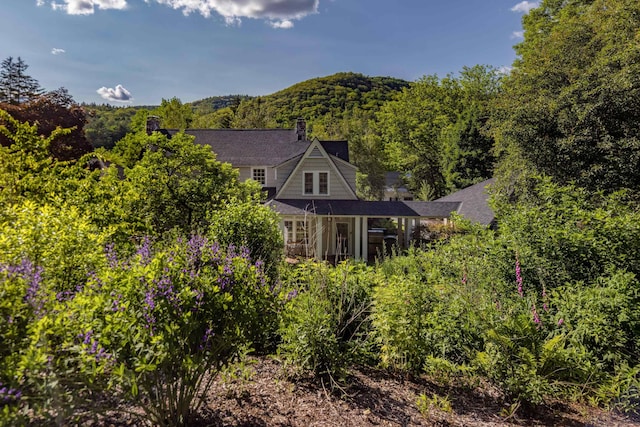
xmin=47 ymin=0 xmax=128 ymax=15
xmin=511 ymin=1 xmax=539 ymax=13
xmin=269 ymin=19 xmax=294 ymax=29
xmin=151 ymin=0 xmax=318 ymax=23
xmin=45 ymin=0 xmax=319 ymax=26
xmin=511 ymin=30 xmax=524 ymax=39
xmin=51 ymin=48 xmax=66 ymax=55
xmin=97 ymin=84 xmax=133 ymax=102
xmin=498 ymin=66 xmax=512 ymax=75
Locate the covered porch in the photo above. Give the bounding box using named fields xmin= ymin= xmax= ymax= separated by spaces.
xmin=268 ymin=199 xmax=462 ymax=262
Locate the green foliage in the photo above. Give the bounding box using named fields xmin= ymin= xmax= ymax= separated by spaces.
xmin=377 ymin=66 xmax=500 ymax=198
xmin=0 ymin=201 xmax=107 ymax=294
xmin=84 ymin=104 xmax=140 ymax=149
xmin=278 ymin=261 xmax=376 ymax=384
xmin=231 ymin=72 xmax=409 ymax=129
xmin=373 ymin=247 xmax=494 ymax=373
xmin=416 ymin=392 xmax=452 ymax=417
xmin=190 ymin=94 xmax=248 ymax=118
xmin=207 ymin=198 xmax=283 ymax=280
xmin=496 ymin=177 xmax=640 ymax=291
xmin=152 ymin=97 xmax=193 ymax=130
xmin=111 ymin=131 xmax=252 ymax=235
xmin=0 ymin=236 xmax=277 ymax=426
xmin=492 ymin=0 xmax=640 ymax=194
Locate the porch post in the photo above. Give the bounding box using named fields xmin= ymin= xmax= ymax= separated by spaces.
xmin=354 ymin=217 xmax=362 ymax=261
xmin=361 ymin=216 xmax=368 ymax=262
xmin=404 ymin=218 xmax=411 ymax=249
xmin=315 ymin=217 xmax=323 ymax=260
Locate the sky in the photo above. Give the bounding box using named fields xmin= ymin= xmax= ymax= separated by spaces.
xmin=1 ymin=0 xmax=538 ymax=106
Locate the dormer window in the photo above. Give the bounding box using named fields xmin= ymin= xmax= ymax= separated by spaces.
xmin=252 ymin=168 xmax=266 ymax=185
xmin=303 ymin=171 xmax=329 ymax=196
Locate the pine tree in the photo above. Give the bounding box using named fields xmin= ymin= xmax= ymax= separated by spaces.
xmin=0 ymin=56 xmax=43 ymax=104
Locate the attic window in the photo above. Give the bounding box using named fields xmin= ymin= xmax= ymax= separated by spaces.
xmin=303 ymin=171 xmax=329 ymax=196
xmin=252 ymin=168 xmax=266 ymax=185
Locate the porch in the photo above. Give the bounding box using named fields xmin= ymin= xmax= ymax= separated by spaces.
xmin=269 ymin=199 xmax=462 ymax=262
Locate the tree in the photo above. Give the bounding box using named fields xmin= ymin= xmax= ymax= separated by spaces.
xmin=0 ymin=56 xmax=43 ymax=104
xmin=491 ymin=0 xmax=640 ymax=195
xmin=152 ymin=97 xmax=193 ymax=129
xmin=112 ymin=131 xmax=255 ymax=234
xmin=0 ymin=88 xmax=93 ymax=161
xmin=376 ymin=67 xmax=499 ymax=199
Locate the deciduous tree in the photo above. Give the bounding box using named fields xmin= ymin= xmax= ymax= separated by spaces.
xmin=491 ymin=0 xmax=640 ymax=195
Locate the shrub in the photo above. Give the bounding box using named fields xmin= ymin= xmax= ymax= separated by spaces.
xmin=2 ymin=235 xmax=278 ymax=426
xmin=278 ymin=261 xmax=375 ymax=385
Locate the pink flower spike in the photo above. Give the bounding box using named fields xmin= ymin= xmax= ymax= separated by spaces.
xmin=557 ymin=318 xmax=564 ymax=326
xmin=532 ymin=304 xmax=541 ymax=325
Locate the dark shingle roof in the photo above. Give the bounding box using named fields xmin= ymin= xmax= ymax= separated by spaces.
xmin=172 ymin=129 xmax=306 ymax=166
xmin=168 ymin=129 xmax=350 ymax=166
xmin=319 ymin=141 xmax=349 ymax=163
xmin=267 ymin=199 xmax=461 ymax=218
xmin=435 ymin=178 xmax=496 ymax=226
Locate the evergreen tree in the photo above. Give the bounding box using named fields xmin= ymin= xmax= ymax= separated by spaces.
xmin=0 ymin=56 xmax=43 ymax=104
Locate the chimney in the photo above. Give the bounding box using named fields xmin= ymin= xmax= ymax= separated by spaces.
xmin=146 ymin=115 xmax=161 ymax=135
xmin=296 ymin=117 xmax=306 ymax=141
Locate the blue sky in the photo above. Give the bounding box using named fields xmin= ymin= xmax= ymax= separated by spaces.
xmin=1 ymin=0 xmax=538 ymax=105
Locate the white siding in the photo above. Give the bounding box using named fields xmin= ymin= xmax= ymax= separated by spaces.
xmin=239 ymin=166 xmax=275 ymax=186
xmin=279 ymin=157 xmax=357 ymax=200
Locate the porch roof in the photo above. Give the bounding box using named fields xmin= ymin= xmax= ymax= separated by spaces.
xmin=267 ymin=199 xmax=461 ymax=218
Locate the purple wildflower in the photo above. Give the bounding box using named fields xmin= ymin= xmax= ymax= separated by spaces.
xmin=0 ymin=383 xmax=22 ymax=404
xmin=287 ymin=289 xmax=298 ymax=301
xmin=557 ymin=318 xmax=564 ymax=326
xmin=136 ymin=236 xmax=153 ymax=265
xmin=2 ymin=259 xmax=45 ymax=316
xmin=82 ymin=330 xmax=93 ymax=345
xmin=461 ymin=273 xmax=467 ymax=285
xmin=532 ymin=304 xmax=541 ymax=326
xmin=199 ymin=327 xmax=215 ymax=351
xmin=105 ymin=242 xmax=118 ymax=268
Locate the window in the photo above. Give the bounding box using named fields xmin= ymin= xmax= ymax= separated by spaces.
xmin=304 ymin=172 xmax=314 ymax=195
xmin=252 ymin=168 xmax=266 ymax=185
xmin=302 ymin=171 xmax=329 ymax=196
xmin=283 ymin=220 xmax=293 ymax=243
xmin=318 ymin=172 xmax=328 ymax=195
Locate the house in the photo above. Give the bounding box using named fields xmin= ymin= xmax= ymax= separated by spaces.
xmin=163 ymin=119 xmax=492 ymax=262
xmin=434 ymin=178 xmax=496 ymax=227
xmin=383 ymin=171 xmax=413 ymax=201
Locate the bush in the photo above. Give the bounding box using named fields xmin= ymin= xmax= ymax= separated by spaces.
xmin=278 ymin=261 xmax=375 ymax=385
xmin=1 ymin=235 xmax=278 ymax=426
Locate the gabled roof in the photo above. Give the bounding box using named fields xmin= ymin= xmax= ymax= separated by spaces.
xmin=435 ymin=178 xmax=495 ymax=226
xmin=268 ymin=199 xmax=461 ymax=218
xmin=275 ymin=138 xmax=357 ymax=200
xmin=168 ymin=129 xmax=350 ymax=166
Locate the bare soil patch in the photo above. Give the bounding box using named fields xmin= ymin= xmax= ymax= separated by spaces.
xmin=191 ymin=357 xmax=639 ymax=427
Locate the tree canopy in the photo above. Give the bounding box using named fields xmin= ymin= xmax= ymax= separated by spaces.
xmin=491 ymin=0 xmax=640 ymax=195
xmin=0 ymin=56 xmax=43 ymax=105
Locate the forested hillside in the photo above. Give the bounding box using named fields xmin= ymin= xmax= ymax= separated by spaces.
xmin=229 ymin=72 xmax=409 ymax=128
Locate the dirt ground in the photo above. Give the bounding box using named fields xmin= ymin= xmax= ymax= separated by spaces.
xmin=188 ymin=357 xmax=639 ymax=427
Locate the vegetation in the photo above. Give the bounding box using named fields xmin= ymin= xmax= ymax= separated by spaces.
xmin=2 ymin=0 xmax=640 ymax=422
xmin=0 ymin=56 xmax=42 ymax=104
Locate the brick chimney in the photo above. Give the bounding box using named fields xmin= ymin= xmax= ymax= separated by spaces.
xmin=296 ymin=117 xmax=307 ymax=141
xmin=146 ymin=115 xmax=161 ymax=135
